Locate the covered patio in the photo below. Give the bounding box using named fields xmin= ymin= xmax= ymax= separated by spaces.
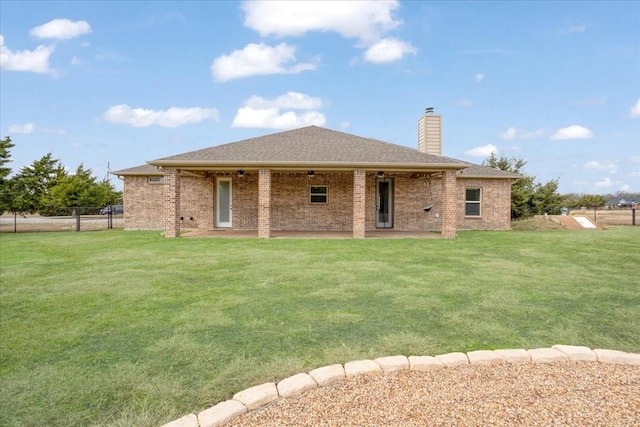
xmin=180 ymin=229 xmax=443 ymax=239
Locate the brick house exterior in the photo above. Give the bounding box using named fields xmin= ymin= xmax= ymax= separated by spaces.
xmin=113 ymin=115 xmax=520 ymax=238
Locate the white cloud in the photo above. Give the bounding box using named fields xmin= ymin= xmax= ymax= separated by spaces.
xmin=0 ymin=35 xmax=54 ymax=73
xmin=232 ymin=108 xmax=326 ymax=129
xmin=474 ymin=73 xmax=484 ymax=83
xmin=340 ymin=121 xmax=350 ymax=129
xmin=498 ymin=126 xmax=545 ymax=140
xmin=30 ymin=19 xmax=92 ymax=40
xmin=550 ymin=125 xmax=594 ymax=140
xmin=363 ymin=38 xmax=416 ymax=63
xmin=630 ymin=98 xmax=640 ymax=118
xmin=8 ymin=123 xmax=35 ymax=134
xmin=595 ymin=177 xmax=614 ymax=188
xmin=241 ymin=0 xmax=400 ymax=44
xmin=103 ymin=104 xmax=219 ymax=128
xmin=211 ymin=43 xmax=317 ymax=82
xmin=456 ymin=99 xmax=473 ymax=108
xmin=464 ymin=144 xmax=498 ymax=157
xmin=245 ymin=92 xmax=325 ymax=110
xmin=43 ymin=127 xmax=67 ymax=135
xmin=583 ymin=160 xmax=618 ymax=174
xmin=559 ymin=24 xmax=587 ymax=34
xmin=232 ymin=92 xmax=326 ymax=129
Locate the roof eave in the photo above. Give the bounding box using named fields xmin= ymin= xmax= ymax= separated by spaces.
xmin=459 ymin=174 xmax=521 ymax=180
xmin=146 ymin=160 xmax=471 ymax=171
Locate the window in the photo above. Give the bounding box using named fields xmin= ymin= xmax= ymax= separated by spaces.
xmin=310 ymin=185 xmax=328 ymax=203
xmin=465 ymin=188 xmax=481 ymax=216
xmin=148 ymin=176 xmax=164 ymax=184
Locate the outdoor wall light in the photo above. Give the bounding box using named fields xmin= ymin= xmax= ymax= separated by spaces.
xmin=377 ymin=171 xmax=384 ymax=177
xmin=308 ymin=170 xmax=315 ymax=177
xmin=237 ymin=170 xmax=245 ymax=177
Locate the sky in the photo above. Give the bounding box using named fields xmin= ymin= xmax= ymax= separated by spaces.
xmin=1 ymin=0 xmax=639 ymax=194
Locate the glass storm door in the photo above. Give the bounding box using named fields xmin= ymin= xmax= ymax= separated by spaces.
xmin=216 ymin=178 xmax=232 ymax=227
xmin=376 ymin=178 xmax=394 ymax=228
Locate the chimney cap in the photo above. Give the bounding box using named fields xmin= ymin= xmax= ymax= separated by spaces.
xmin=425 ymin=107 xmax=434 ymax=114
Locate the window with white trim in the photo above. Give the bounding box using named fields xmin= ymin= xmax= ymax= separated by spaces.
xmin=310 ymin=185 xmax=328 ymax=203
xmin=148 ymin=176 xmax=164 ymax=184
xmin=465 ymin=188 xmax=481 ymax=216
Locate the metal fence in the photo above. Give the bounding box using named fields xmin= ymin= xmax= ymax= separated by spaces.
xmin=0 ymin=206 xmax=124 ymax=233
xmin=571 ymin=208 xmax=638 ymax=226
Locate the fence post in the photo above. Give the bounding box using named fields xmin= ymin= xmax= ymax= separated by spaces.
xmin=633 ymin=206 xmax=636 ymax=226
xmin=75 ymin=207 xmax=81 ymax=232
xmin=108 ymin=206 xmax=113 ymax=229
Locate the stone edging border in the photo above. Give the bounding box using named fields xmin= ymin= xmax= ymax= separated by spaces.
xmin=161 ymin=345 xmax=640 ymax=427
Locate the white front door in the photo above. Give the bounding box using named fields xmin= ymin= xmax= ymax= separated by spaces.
xmin=216 ymin=178 xmax=232 ymax=227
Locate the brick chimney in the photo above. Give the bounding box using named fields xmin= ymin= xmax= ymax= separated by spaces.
xmin=418 ymin=109 xmax=442 ymax=156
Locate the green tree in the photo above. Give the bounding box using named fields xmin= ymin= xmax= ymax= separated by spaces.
xmin=42 ymin=164 xmax=121 ymax=215
xmin=0 ymin=136 xmax=15 ymax=213
xmin=483 ymin=153 xmax=535 ymax=219
xmin=11 ymin=153 xmax=66 ymax=214
xmin=576 ymin=194 xmax=607 ymax=208
xmin=532 ymin=178 xmax=564 ymax=215
xmin=483 ymin=153 xmax=563 ymax=219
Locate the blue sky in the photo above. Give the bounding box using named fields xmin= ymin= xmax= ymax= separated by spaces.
xmin=1 ymin=0 xmax=638 ymax=194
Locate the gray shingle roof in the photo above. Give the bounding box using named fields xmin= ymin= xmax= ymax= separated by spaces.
xmin=457 ymin=164 xmax=522 ymax=179
xmin=112 ymin=164 xmax=162 ymax=176
xmin=115 ymin=126 xmax=521 ymax=179
xmin=147 ymin=126 xmax=468 ymax=170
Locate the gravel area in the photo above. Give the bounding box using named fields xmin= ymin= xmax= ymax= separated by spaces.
xmin=227 ymin=361 xmax=640 ymax=426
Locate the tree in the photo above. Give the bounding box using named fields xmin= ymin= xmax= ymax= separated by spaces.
xmin=10 ymin=153 xmax=66 ymax=214
xmin=483 ymin=153 xmax=534 ymax=219
xmin=576 ymin=194 xmax=607 ymax=209
xmin=0 ymin=136 xmax=15 ymax=213
xmin=532 ymin=178 xmax=564 ymax=215
xmin=42 ymin=164 xmax=122 ymax=215
xmin=483 ymin=153 xmax=562 ymax=219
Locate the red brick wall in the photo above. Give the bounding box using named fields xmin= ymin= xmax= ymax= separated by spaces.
xmin=124 ymin=171 xmax=512 ymax=232
xmin=123 ymin=173 xmax=213 ymax=231
xmin=456 ymin=178 xmax=512 ymax=230
xmin=164 ymin=169 xmax=180 ymax=238
xmin=123 ymin=176 xmax=164 ymax=229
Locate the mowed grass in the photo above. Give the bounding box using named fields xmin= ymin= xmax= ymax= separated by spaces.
xmin=1 ymin=228 xmax=639 ymax=426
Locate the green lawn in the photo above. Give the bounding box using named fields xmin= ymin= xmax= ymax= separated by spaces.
xmin=1 ymin=228 xmax=639 ymax=426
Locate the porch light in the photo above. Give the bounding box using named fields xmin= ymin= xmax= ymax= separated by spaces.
xmin=237 ymin=170 xmax=245 ymax=177
xmin=377 ymin=171 xmax=384 ymax=177
xmin=308 ymin=170 xmax=314 ymax=177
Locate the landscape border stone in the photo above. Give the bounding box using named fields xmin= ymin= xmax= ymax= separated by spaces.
xmin=160 ymin=345 xmax=640 ymax=427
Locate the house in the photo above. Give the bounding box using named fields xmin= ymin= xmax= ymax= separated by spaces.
xmin=605 ymin=195 xmax=640 ymax=209
xmin=113 ymin=113 xmax=520 ymax=238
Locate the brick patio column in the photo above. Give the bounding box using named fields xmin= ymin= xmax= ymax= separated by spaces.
xmin=258 ymin=169 xmax=271 ymax=238
xmin=353 ymin=169 xmax=366 ymax=238
xmin=164 ymin=168 xmax=180 ymax=238
xmin=441 ymin=169 xmax=457 ymax=239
